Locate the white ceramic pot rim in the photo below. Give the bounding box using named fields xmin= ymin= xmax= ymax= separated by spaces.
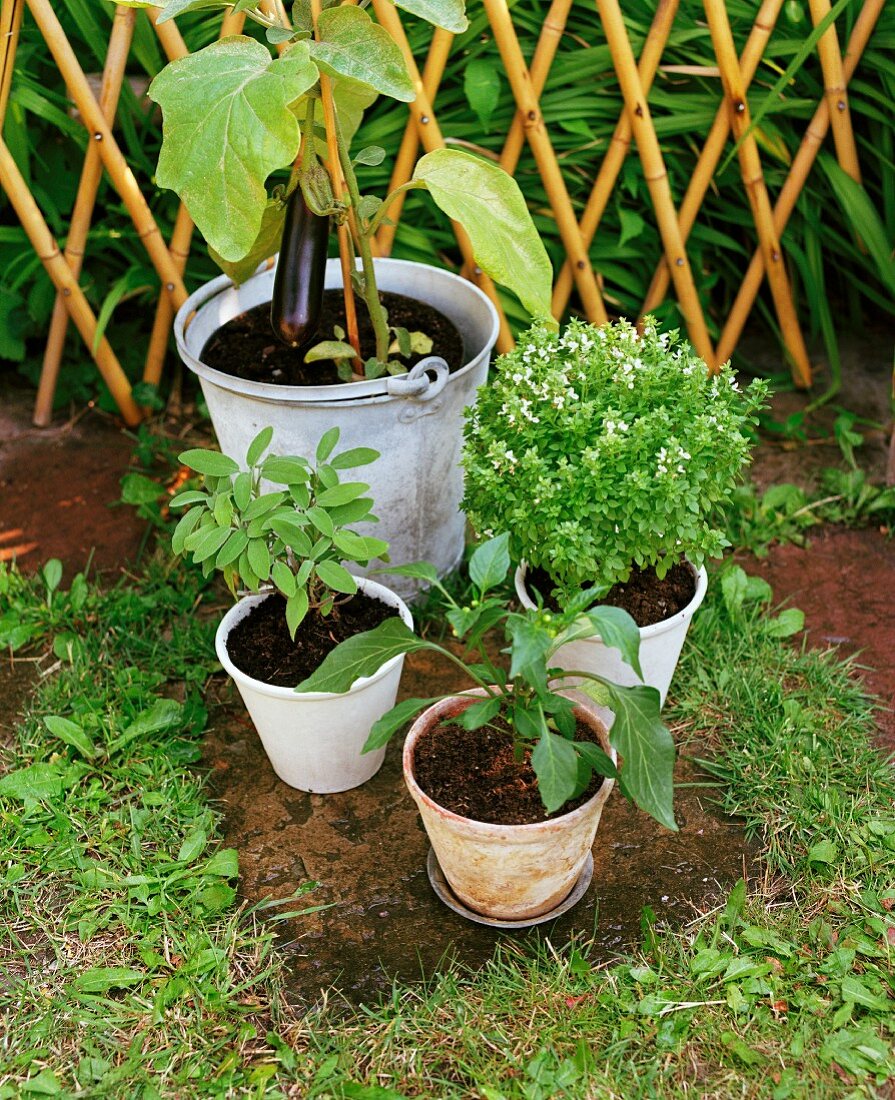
xmin=517 ymin=560 xmax=709 ymax=641
xmin=215 ymin=578 xmax=412 ymax=702
xmin=174 ymin=257 xmax=500 ymax=405
xmin=403 ymin=693 xmax=617 ymax=839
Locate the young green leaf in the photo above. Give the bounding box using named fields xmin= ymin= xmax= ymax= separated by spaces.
xmin=363 ymin=697 xmax=440 ymax=752
xmin=178 ymin=449 xmax=239 ymax=478
xmin=44 ymin=716 xmax=96 ymax=760
xmin=309 ymin=7 xmax=414 ymax=102
xmin=531 ymin=729 xmax=580 ymax=813
xmin=468 ymin=533 xmax=511 ymax=594
xmin=296 ymin=617 xmax=425 ymax=693
xmin=577 ymin=606 xmax=643 ymax=681
xmin=150 ymin=39 xmax=318 ymax=261
xmin=455 ymin=695 xmax=502 ymax=731
xmin=600 ymin=683 xmax=677 ymax=831
xmin=314 ymin=560 xmax=357 ymax=594
xmin=574 ymin=740 xmax=618 ymax=780
xmin=413 ymin=149 xmax=554 ymax=321
xmin=376 ymin=561 xmax=440 ymax=585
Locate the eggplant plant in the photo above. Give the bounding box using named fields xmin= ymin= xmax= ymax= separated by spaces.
xmin=117 ymin=0 xmax=554 ymax=378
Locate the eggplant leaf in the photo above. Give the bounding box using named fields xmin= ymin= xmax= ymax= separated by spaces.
xmin=413 ymin=148 xmax=554 ymax=321
xmin=150 ymin=39 xmax=317 ymax=262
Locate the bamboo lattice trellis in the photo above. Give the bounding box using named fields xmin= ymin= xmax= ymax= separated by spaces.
xmin=0 ymin=0 xmax=884 ymax=427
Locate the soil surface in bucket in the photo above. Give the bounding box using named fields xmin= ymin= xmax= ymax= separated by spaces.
xmin=225 ymin=591 xmax=397 ymax=687
xmin=201 ymin=290 xmax=465 ymax=386
xmin=527 ymin=560 xmax=697 ymax=626
xmin=413 ymin=714 xmax=606 ymax=825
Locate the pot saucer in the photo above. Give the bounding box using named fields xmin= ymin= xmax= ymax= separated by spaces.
xmin=426 ymin=848 xmax=594 ymax=929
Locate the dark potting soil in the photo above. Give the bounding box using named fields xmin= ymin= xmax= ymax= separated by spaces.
xmin=225 ymin=591 xmax=396 ymax=687
xmin=528 ymin=560 xmax=697 ymax=628
xmin=201 ymin=290 xmax=465 ymax=387
xmin=412 ymin=715 xmax=605 ymax=826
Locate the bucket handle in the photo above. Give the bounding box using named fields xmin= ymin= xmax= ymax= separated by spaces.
xmin=386 ymin=356 xmax=449 ymax=402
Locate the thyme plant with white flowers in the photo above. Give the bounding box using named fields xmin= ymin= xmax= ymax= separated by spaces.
xmin=462 ymin=317 xmax=768 ymax=599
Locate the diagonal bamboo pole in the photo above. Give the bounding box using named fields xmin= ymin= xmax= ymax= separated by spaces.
xmin=375 ymin=27 xmax=453 ymax=256
xmin=498 ymin=0 xmax=572 ymax=174
xmin=596 ymin=0 xmax=713 ymax=363
xmin=0 ymin=0 xmax=24 ymax=134
xmin=718 ymin=0 xmax=884 ymax=365
xmin=704 ymin=0 xmax=811 ymax=387
xmin=552 ymin=0 xmax=678 ymax=318
xmin=26 ymin=0 xmax=188 ymax=309
xmin=143 ymin=7 xmax=245 ymax=387
xmin=33 ymin=5 xmax=136 ymax=427
xmin=0 ymin=138 xmax=142 ymax=424
xmin=483 ymin=0 xmax=606 ymax=325
xmin=372 ymin=0 xmax=513 ymax=351
xmin=640 ymin=0 xmax=783 ymax=318
xmin=808 ymin=0 xmax=861 ymax=183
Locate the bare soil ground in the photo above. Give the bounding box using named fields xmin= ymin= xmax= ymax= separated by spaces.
xmin=0 ymin=327 xmax=891 ymax=1003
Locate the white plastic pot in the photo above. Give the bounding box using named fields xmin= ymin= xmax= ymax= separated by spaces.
xmin=175 ymin=258 xmax=499 ymax=596
xmin=515 ymin=561 xmax=708 ymax=709
xmin=403 ymin=695 xmax=616 ymax=921
xmin=216 ymin=578 xmax=412 ymax=794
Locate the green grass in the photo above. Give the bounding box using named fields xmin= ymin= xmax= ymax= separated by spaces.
xmin=1 ymin=540 xmax=894 ymax=1097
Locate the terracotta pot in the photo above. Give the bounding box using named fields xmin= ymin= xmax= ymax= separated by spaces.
xmin=216 ymin=579 xmax=412 ymax=794
xmin=515 ymin=561 xmax=708 ymax=709
xmin=402 ymin=695 xmax=616 ymax=921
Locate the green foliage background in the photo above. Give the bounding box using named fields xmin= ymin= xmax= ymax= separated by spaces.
xmin=2 ymin=0 xmax=893 ymax=406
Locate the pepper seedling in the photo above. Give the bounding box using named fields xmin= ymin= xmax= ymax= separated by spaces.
xmin=293 ymin=535 xmax=679 ymax=828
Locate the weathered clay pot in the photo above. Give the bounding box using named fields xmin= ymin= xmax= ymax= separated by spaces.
xmin=402 ymin=695 xmax=616 ymax=921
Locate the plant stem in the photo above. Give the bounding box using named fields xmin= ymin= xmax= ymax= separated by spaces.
xmin=367 ymin=181 xmax=425 ymax=238
xmin=334 ymin=116 xmax=391 ymax=363
xmin=419 ymin=642 xmax=500 ymax=697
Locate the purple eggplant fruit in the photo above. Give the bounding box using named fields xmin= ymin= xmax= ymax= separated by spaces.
xmin=271 ymin=186 xmax=329 ymax=350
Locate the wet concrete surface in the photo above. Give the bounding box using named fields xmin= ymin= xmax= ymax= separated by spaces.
xmin=204 ymin=647 xmax=755 ymax=1007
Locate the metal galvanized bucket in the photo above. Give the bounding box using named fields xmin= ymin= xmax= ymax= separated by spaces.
xmin=174 ymin=258 xmax=499 ymax=595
